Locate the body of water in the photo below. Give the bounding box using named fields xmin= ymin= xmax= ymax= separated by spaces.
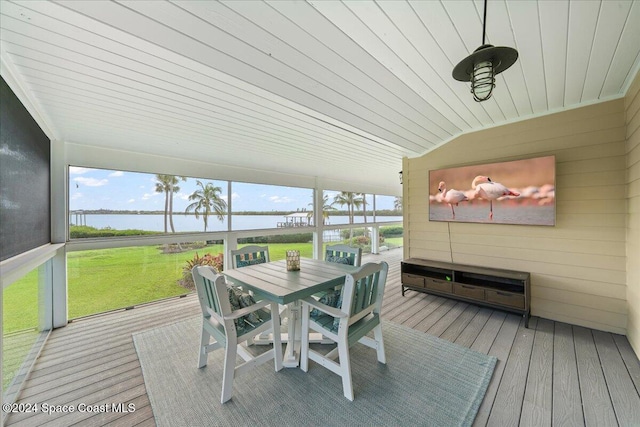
xmin=70 ymin=214 xmax=402 ymax=233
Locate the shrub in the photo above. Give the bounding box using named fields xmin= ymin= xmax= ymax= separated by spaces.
xmin=341 ymin=228 xmax=367 ymax=239
xmin=69 ymin=225 xmax=159 ymax=239
xmin=350 ymin=236 xmax=371 ymax=246
xmin=238 ymin=233 xmax=312 ymax=244
xmin=338 ymin=226 xmax=403 ymax=239
xmin=380 ymin=226 xmax=403 ymax=237
xmin=179 ymin=252 xmax=224 ymax=291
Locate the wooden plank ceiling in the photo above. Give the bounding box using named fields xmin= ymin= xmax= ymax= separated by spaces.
xmin=1 ymin=0 xmax=639 ymax=191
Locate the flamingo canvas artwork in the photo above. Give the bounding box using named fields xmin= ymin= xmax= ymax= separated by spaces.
xmin=428 ymin=156 xmax=555 ymax=226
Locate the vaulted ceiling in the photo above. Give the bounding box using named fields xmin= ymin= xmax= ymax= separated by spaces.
xmin=1 ymin=0 xmax=639 ymax=192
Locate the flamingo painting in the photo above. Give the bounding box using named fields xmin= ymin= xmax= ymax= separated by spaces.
xmin=438 ymin=181 xmax=468 ymax=219
xmin=471 ymin=175 xmax=520 ymax=219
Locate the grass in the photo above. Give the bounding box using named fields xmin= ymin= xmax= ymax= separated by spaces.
xmin=3 ymin=238 xmax=401 ymax=331
xmin=65 ymin=242 xmax=314 ymax=320
xmin=3 ymin=271 xmax=41 ymax=390
xmin=384 ymin=237 xmax=403 ymax=247
xmin=3 ymin=269 xmax=39 ymax=334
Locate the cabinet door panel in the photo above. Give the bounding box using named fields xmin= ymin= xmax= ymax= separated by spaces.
xmin=402 ymin=273 xmax=425 ymax=288
xmin=453 ymin=283 xmax=485 ymax=300
xmin=486 ymin=290 xmax=525 ymax=309
xmin=425 ymin=277 xmax=452 ymax=293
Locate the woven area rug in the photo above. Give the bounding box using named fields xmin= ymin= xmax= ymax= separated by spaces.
xmin=134 ymin=318 xmax=496 ymax=427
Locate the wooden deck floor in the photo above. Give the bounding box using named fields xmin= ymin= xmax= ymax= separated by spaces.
xmin=6 ymin=248 xmax=640 ymax=426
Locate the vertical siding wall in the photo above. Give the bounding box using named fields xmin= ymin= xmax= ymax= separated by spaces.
xmin=405 ymin=100 xmax=628 ymax=334
xmin=627 ymin=72 xmax=640 ymax=356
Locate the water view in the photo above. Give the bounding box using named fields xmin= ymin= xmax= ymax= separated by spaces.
xmin=70 ymin=213 xmax=403 ymax=233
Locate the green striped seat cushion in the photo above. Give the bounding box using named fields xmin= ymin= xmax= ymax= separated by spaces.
xmin=228 ymin=286 xmax=264 ymax=333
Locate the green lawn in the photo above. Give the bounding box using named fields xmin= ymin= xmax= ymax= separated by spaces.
xmin=384 ymin=237 xmax=403 ymax=247
xmin=3 ymin=238 xmax=401 ymax=333
xmin=3 ymin=269 xmax=39 ymax=334
xmin=3 ymin=271 xmax=41 ymax=391
xmin=65 ymin=242 xmax=314 ymax=320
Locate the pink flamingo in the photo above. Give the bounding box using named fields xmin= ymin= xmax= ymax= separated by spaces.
xmin=471 ymin=175 xmax=520 ymax=219
xmin=438 ymin=181 xmax=468 ymax=219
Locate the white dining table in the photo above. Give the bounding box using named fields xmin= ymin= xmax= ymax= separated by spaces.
xmin=224 ymin=257 xmax=358 ymax=367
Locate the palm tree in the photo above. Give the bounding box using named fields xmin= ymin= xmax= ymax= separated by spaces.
xmin=309 ymin=193 xmax=336 ymax=225
xmin=155 ymin=175 xmax=173 ymax=233
xmin=185 ymin=180 xmax=227 ymax=232
xmin=394 ymin=196 xmax=403 ymax=212
xmin=359 ymin=193 xmax=369 ymax=237
xmin=333 ymin=192 xmax=365 ymax=241
xmin=155 ymin=175 xmax=186 ymax=233
xmin=168 ymin=176 xmax=186 ymax=233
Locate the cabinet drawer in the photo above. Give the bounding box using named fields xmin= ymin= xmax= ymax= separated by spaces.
xmin=486 ymin=290 xmax=525 ymax=309
xmin=402 ymin=273 xmax=425 ymax=288
xmin=425 ymin=277 xmax=452 ymax=293
xmin=453 ymin=283 xmax=485 ymax=300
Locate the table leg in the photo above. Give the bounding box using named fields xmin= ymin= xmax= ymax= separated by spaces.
xmin=252 ymin=301 xmax=332 ymax=368
xmin=282 ymin=301 xmax=300 ymax=367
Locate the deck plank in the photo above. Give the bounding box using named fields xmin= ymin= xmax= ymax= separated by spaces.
xmin=427 ymin=301 xmax=470 ymax=337
xmin=573 ymin=326 xmax=618 ymax=426
xmin=383 ymin=291 xmax=434 ymax=321
xmin=472 ymin=314 xmax=521 ymax=427
xmin=453 ymin=307 xmax=493 ymax=348
xmin=486 ymin=317 xmax=537 ymax=426
xmin=592 ymin=330 xmax=640 ymax=425
xmin=612 ymin=334 xmax=640 ymax=395
xmin=552 ymin=322 xmax=585 ymax=426
xmin=469 ymin=310 xmax=506 ymax=355
xmin=519 ymin=318 xmax=554 ymax=427
xmin=412 ymin=298 xmax=457 ymax=332
xmin=397 ymin=295 xmax=444 ymax=327
xmin=439 ymin=303 xmax=480 ymax=343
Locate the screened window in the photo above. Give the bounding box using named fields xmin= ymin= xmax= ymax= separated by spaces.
xmin=375 ymin=195 xmax=403 ymax=222
xmin=3 ymin=262 xmax=50 ymax=406
xmin=230 ymin=182 xmax=313 ymax=231
xmin=66 ymin=241 xmax=224 ymax=318
xmin=68 ymin=167 xmax=228 ymax=238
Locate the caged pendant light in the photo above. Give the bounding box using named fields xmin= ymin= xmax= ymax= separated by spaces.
xmin=452 ymin=0 xmax=518 ymax=102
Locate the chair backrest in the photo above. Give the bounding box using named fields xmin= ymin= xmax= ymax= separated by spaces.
xmin=192 ymin=266 xmax=232 ymax=325
xmin=231 ymin=245 xmax=270 ymax=269
xmin=325 ymin=244 xmax=362 ymax=267
xmin=341 ymin=262 xmax=388 ymax=322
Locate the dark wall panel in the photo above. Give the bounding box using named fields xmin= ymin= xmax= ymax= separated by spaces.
xmin=0 ymin=76 xmax=51 ymax=261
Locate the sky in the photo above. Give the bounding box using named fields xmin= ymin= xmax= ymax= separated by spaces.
xmin=68 ymin=167 xmax=398 ymax=213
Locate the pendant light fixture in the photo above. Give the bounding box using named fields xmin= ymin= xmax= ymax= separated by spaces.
xmin=452 ymin=0 xmax=518 ymax=102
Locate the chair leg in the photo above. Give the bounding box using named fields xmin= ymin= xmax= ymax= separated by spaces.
xmin=220 ymin=341 xmax=238 ymax=403
xmin=373 ymin=324 xmax=386 ymax=364
xmin=198 ymin=326 xmax=210 ymax=368
xmin=337 ymin=338 xmax=354 ymax=401
xmin=300 ymin=304 xmax=310 ymax=372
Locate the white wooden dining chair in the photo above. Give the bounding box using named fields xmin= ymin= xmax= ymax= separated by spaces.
xmin=325 ymin=244 xmax=362 ymax=267
xmin=300 ymin=261 xmax=389 ymax=401
xmin=230 ymin=245 xmax=269 ymax=268
xmin=192 ymin=266 xmax=283 ymax=403
xmin=229 ymin=244 xmax=287 ymax=340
